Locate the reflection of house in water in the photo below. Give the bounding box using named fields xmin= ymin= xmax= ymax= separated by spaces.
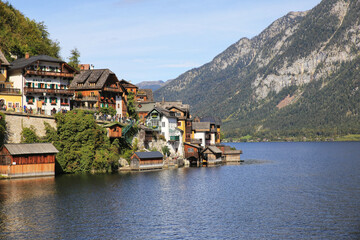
xmin=0 ymin=143 xmax=58 ymax=178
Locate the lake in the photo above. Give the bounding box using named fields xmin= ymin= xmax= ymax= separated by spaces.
xmin=0 ymin=142 xmax=359 ymax=239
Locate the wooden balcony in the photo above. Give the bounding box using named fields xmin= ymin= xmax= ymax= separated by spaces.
xmin=24 ymin=87 xmax=74 ymax=95
xmin=103 ymin=87 xmax=121 ymax=92
xmin=24 ymin=69 xmax=74 ymax=78
xmin=73 ymin=96 xmax=98 ymax=102
xmin=0 ymin=88 xmax=21 ymax=94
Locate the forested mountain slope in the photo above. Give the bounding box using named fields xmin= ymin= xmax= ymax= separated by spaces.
xmin=155 ymin=0 xmax=360 ymax=140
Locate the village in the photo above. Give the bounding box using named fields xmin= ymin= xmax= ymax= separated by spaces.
xmin=0 ymin=50 xmax=242 ymax=178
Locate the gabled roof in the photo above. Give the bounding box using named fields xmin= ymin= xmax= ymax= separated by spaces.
xmin=192 ymin=122 xmax=210 ymax=131
xmin=0 ymin=50 xmax=9 ymax=66
xmin=119 ymin=79 xmax=138 ymax=89
xmin=137 ymin=89 xmax=154 ymax=101
xmin=70 ymin=69 xmax=121 ymax=90
xmin=9 ymin=55 xmax=71 ymax=71
xmin=146 ymin=107 xmax=177 ymax=119
xmin=136 ymin=102 xmax=156 ymax=113
xmin=200 ymin=116 xmax=222 ymax=126
xmin=156 ymin=101 xmax=190 ymax=113
xmin=202 ymin=146 xmax=222 ymax=154
xmin=134 ymin=151 xmax=163 ymax=159
xmin=184 ymin=142 xmax=202 ymax=149
xmin=4 ymin=143 xmax=59 ymax=155
xmin=103 ymin=122 xmax=124 ymax=128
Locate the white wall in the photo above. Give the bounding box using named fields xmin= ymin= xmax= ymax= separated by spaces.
xmin=194 ymin=132 xmax=206 ymax=147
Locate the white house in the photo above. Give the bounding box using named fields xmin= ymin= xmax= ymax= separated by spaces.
xmin=8 ymin=54 xmax=77 ymax=115
xmin=146 ymin=107 xmax=183 ymax=156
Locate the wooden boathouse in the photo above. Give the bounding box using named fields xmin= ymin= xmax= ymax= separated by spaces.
xmin=0 ymin=143 xmax=58 ymax=178
xmin=202 ymin=146 xmax=223 ymax=165
xmin=130 ymin=151 xmax=164 ymax=171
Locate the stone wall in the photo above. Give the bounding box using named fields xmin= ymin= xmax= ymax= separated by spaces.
xmin=4 ymin=112 xmax=57 ymax=143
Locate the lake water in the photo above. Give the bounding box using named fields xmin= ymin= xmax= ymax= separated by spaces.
xmin=0 ymin=142 xmax=359 ymax=239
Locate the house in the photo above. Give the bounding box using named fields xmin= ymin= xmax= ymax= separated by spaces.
xmin=145 ymin=107 xmax=183 ymax=156
xmin=136 ymin=89 xmax=154 ymax=102
xmin=191 ymin=122 xmax=211 ymax=147
xmin=7 ymin=54 xmax=77 ymax=115
xmin=130 ymin=151 xmax=163 ymax=170
xmin=70 ymin=69 xmax=127 ymax=118
xmin=104 ymin=122 xmax=123 ymax=139
xmin=216 ymin=145 xmax=242 ymax=163
xmin=119 ymin=79 xmax=138 ymax=95
xmin=136 ymin=101 xmax=156 ymax=123
xmin=0 ymin=143 xmax=59 ymax=178
xmin=156 ymin=101 xmax=192 ymax=143
xmin=201 ymin=146 xmax=223 ymax=165
xmin=184 ymin=142 xmax=202 ymax=166
xmin=194 ymin=116 xmax=221 ymax=144
xmin=0 ymin=50 xmax=22 ymax=111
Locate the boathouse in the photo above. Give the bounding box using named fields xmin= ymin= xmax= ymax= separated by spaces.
xmin=130 ymin=151 xmax=164 ymax=171
xmin=184 ymin=142 xmax=202 ymax=166
xmin=0 ymin=143 xmax=58 ymax=178
xmin=217 ymin=145 xmax=243 ymax=163
xmin=202 ymin=146 xmax=223 ymax=165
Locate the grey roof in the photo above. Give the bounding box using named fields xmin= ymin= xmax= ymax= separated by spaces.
xmin=0 ymin=50 xmax=9 ymax=66
xmin=146 ymin=107 xmax=177 ymax=118
xmin=136 ymin=102 xmax=156 ymax=112
xmin=70 ymin=69 xmax=119 ymax=90
xmin=200 ymin=116 xmax=222 ymax=126
xmin=203 ymin=146 xmax=222 ymax=154
xmin=103 ymin=122 xmax=124 ymax=128
xmin=224 ymin=149 xmax=243 ymax=154
xmin=9 ymin=55 xmax=65 ymax=71
xmin=4 ymin=143 xmax=59 ymax=155
xmin=192 ymin=122 xmax=210 ymax=131
xmin=134 ymin=151 xmax=163 ymax=159
xmin=119 ymin=79 xmax=138 ymax=88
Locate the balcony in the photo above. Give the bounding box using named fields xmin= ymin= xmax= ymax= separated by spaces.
xmin=170 ymin=136 xmax=179 ymax=141
xmin=24 ymin=69 xmax=74 ymax=78
xmin=73 ymin=96 xmax=98 ymax=102
xmin=24 ymin=87 xmax=74 ymax=95
xmin=103 ymin=87 xmax=122 ymax=92
xmin=0 ymin=88 xmax=21 ymax=94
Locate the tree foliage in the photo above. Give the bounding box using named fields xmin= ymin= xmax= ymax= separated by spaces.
xmin=47 ymin=110 xmax=120 ymax=173
xmin=21 ymin=126 xmax=40 ymax=143
xmin=127 ymin=92 xmax=138 ymax=120
xmin=67 ymin=48 xmax=80 ymax=71
xmin=0 ymin=1 xmax=60 ymax=60
xmin=0 ymin=112 xmax=6 ymax=145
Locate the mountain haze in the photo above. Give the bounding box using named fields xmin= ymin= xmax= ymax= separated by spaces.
xmin=155 ymin=0 xmax=360 ymax=139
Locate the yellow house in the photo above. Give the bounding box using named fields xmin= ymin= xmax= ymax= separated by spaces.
xmin=0 ymin=50 xmax=22 ymax=112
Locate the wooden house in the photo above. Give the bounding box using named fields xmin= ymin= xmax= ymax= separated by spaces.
xmin=202 ymin=146 xmax=223 ymax=165
xmin=119 ymin=79 xmax=138 ymax=95
xmin=70 ymin=69 xmax=127 ymax=118
xmin=130 ymin=151 xmax=164 ymax=171
xmin=0 ymin=143 xmax=59 ymax=178
xmin=184 ymin=142 xmax=202 ymax=166
xmin=104 ymin=122 xmax=123 ymax=138
xmin=217 ymin=145 xmax=243 ymax=163
xmin=136 ymin=89 xmax=154 ymax=102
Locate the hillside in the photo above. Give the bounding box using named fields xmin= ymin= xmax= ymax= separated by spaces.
xmin=155 ymin=0 xmax=360 ymax=140
xmin=0 ymin=1 xmax=60 ymax=61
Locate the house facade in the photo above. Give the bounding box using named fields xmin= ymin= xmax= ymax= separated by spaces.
xmin=8 ymin=54 xmax=77 ymax=115
xmin=70 ymin=69 xmax=127 ymax=118
xmin=0 ymin=50 xmax=22 ymax=111
xmin=145 ymin=107 xmax=183 ymax=156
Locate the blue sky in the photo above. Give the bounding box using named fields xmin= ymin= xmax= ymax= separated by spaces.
xmin=9 ymin=0 xmax=321 ymax=84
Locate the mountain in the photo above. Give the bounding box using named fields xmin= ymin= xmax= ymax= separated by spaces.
xmin=155 ymin=0 xmax=360 ymax=140
xmin=136 ymin=80 xmax=167 ymax=91
xmin=0 ymin=1 xmax=60 ymax=61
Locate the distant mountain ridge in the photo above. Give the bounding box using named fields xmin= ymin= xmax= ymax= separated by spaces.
xmin=136 ymin=80 xmax=167 ymax=91
xmin=155 ymin=0 xmax=360 ymax=139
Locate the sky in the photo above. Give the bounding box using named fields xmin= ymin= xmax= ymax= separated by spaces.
xmin=9 ymin=0 xmax=321 ymax=84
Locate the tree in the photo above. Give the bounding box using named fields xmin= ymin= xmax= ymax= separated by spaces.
xmin=68 ymin=48 xmax=80 ymax=71
xmin=0 ymin=113 xmax=6 ymax=146
xmin=127 ymin=92 xmax=138 ymax=120
xmin=21 ymin=126 xmax=40 ymax=143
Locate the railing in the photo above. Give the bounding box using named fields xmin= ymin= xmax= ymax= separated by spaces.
xmin=24 ymin=87 xmax=74 ymax=95
xmin=73 ymin=96 xmax=98 ymax=101
xmin=25 ymin=69 xmax=74 ymax=78
xmin=170 ymin=136 xmax=179 ymax=141
xmin=0 ymin=88 xmax=21 ymax=94
xmin=103 ymin=87 xmax=121 ymax=92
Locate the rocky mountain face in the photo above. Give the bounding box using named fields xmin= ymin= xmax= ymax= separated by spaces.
xmin=155 ymin=0 xmax=360 ymax=138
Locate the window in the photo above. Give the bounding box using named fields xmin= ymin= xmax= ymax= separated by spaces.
xmin=177 ymin=122 xmax=181 ymax=127
xmin=8 ymin=102 xmax=12 ymax=108
xmin=0 ymin=67 xmax=5 ymax=74
xmin=188 ymin=148 xmax=194 ymax=153
xmin=91 ymin=92 xmax=95 ymax=97
xmin=162 ymin=122 xmax=165 ymax=127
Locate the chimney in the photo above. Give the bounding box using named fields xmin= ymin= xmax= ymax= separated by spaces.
xmin=25 ymin=52 xmax=30 ymax=59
